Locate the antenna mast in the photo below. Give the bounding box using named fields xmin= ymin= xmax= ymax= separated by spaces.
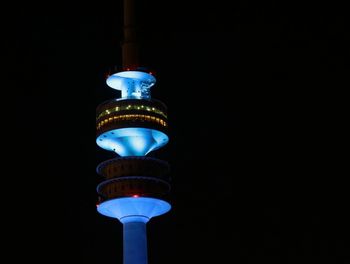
xmin=122 ymin=0 xmax=139 ymax=69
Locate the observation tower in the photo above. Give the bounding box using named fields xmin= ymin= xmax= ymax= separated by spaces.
xmin=96 ymin=1 xmax=171 ymax=264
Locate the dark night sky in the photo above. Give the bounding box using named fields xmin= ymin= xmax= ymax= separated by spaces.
xmin=11 ymin=1 xmax=349 ymax=263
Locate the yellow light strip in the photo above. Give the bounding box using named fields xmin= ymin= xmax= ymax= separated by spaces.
xmin=97 ymin=104 xmax=167 ymax=120
xmin=97 ymin=114 xmax=167 ymax=130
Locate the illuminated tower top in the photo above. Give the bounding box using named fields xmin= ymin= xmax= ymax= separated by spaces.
xmin=96 ymin=0 xmax=168 ymax=157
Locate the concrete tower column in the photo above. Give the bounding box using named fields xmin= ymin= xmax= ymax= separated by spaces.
xmin=123 ymin=219 xmax=148 ymax=264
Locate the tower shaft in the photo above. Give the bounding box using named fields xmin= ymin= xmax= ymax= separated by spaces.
xmin=123 ymin=221 xmax=148 ymax=264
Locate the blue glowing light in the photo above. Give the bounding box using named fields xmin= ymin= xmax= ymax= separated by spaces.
xmin=96 ymin=127 xmax=168 ymax=156
xmin=97 ymin=197 xmax=171 ymax=223
xmin=107 ymin=71 xmax=156 ymax=99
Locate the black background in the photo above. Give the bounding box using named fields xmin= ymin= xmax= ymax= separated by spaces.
xmin=11 ymin=1 xmax=349 ymax=263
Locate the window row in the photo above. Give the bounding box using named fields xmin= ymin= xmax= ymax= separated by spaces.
xmin=97 ymin=104 xmax=167 ymax=120
xmin=97 ymin=114 xmax=167 ymax=130
xmin=102 ymin=181 xmax=163 ymax=196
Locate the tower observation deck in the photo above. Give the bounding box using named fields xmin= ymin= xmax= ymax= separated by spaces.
xmin=96 ymin=1 xmax=171 ymax=264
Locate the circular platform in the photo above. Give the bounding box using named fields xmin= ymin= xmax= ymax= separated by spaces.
xmin=106 ymin=71 xmax=156 ymax=99
xmin=97 ymin=197 xmax=171 ymax=223
xmin=96 ymin=156 xmax=170 ymax=179
xmin=96 ymin=127 xmax=168 ymax=156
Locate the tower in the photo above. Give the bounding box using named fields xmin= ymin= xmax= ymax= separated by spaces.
xmin=96 ymin=1 xmax=171 ymax=264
